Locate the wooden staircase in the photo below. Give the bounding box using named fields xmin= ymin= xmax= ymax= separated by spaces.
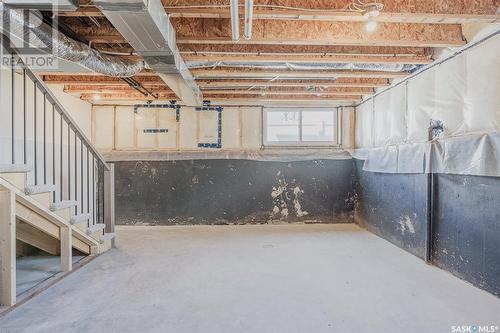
xmin=0 ymin=50 xmax=115 ymax=309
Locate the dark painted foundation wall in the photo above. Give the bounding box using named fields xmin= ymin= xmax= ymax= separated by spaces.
xmin=353 ymin=159 xmax=500 ymax=297
xmin=112 ymin=158 xmax=499 ymax=297
xmin=114 ymin=159 xmax=355 ymax=225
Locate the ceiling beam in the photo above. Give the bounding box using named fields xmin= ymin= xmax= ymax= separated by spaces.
xmin=184 ymin=54 xmax=432 ymax=65
xmin=198 ymin=78 xmax=390 ymax=88
xmin=65 ymin=85 xmax=373 ymax=95
xmin=165 ymin=8 xmax=499 ymax=24
xmin=63 ymin=85 xmax=173 ymax=94
xmin=192 ymin=68 xmax=408 ymax=79
xmin=80 ymin=92 xmax=178 ymax=102
xmin=200 ymin=90 xmax=370 ymax=97
xmin=81 ymin=35 xmax=128 ymax=44
xmin=81 ymin=92 xmax=362 ymax=103
xmin=172 ymin=18 xmax=465 ymax=48
xmin=178 ymin=44 xmax=431 ymax=56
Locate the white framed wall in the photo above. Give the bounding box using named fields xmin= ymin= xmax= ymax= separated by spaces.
xmin=91 ymin=105 xmax=355 ymax=152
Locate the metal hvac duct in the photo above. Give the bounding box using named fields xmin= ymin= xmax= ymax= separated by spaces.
xmin=3 ymin=0 xmax=80 ymax=11
xmin=94 ymin=0 xmax=203 ymax=106
xmin=0 ymin=3 xmax=145 ymax=77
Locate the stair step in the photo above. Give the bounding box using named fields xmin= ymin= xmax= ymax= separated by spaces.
xmin=100 ymin=233 xmax=116 ymax=244
xmin=0 ymin=164 xmax=32 ymax=173
xmin=25 ymin=184 xmax=57 ymax=195
xmin=86 ymin=223 xmax=105 ymax=235
xmin=50 ymin=200 xmax=78 ymax=211
xmin=70 ymin=213 xmax=92 ymax=225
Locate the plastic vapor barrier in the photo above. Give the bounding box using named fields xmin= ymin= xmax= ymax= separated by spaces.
xmin=354 ymin=30 xmax=500 ymax=177
xmin=353 ymin=132 xmax=500 ymax=177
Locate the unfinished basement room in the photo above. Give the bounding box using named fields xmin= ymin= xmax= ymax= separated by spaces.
xmin=0 ymin=0 xmax=499 ymax=332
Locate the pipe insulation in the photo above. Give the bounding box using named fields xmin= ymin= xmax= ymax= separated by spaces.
xmin=0 ymin=3 xmax=145 ymax=77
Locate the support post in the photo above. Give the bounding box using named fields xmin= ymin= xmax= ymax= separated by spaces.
xmin=60 ymin=226 xmax=72 ymax=272
xmin=103 ymin=164 xmax=115 ymax=247
xmin=0 ymin=189 xmax=16 ymax=306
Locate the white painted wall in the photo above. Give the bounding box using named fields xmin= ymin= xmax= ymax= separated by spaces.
xmin=47 ymin=84 xmax=92 ymax=139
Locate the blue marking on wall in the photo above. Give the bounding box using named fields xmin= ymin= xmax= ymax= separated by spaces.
xmin=134 ymin=100 xmax=181 ymax=122
xmin=196 ymin=100 xmax=223 ymax=149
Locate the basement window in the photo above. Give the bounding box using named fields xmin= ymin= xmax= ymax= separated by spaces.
xmin=263 ymin=108 xmax=339 ymax=147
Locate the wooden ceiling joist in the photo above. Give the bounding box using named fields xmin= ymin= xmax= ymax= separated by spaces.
xmin=163 ymin=0 xmax=500 ymax=24
xmin=172 ymin=18 xmax=465 ymax=48
xmin=184 ymin=54 xmax=432 ymax=65
xmin=65 ymin=85 xmax=373 ymax=96
xmin=42 ymin=75 xmax=163 ymax=85
xmin=192 ymin=68 xmax=408 ymax=79
xmin=64 ymin=1 xmax=500 ymax=24
xmin=200 ymin=90 xmax=370 ymax=97
xmin=206 ymin=94 xmax=362 ymax=101
xmin=179 ymin=44 xmax=431 ymax=57
xmin=63 ymin=85 xmax=173 ymax=94
xmin=54 ymin=0 xmax=498 ymax=105
xmin=45 ymin=75 xmax=391 ymax=88
xmin=165 ymin=9 xmax=499 ymax=25
xmin=198 ymin=78 xmax=390 ymax=88
xmin=80 ymin=92 xmax=178 ymax=101
xmin=80 ymin=93 xmax=362 ymax=103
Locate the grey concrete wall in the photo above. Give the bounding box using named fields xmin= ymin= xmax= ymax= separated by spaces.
xmin=432 ymin=174 xmax=500 ymax=297
xmin=352 ymin=159 xmax=428 ymax=259
xmin=114 ymin=159 xmax=355 ymax=225
xmin=354 ymin=159 xmax=500 ymax=297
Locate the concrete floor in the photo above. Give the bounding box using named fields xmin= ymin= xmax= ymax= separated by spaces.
xmin=1 ymin=224 xmax=499 ymax=333
xmin=16 ymin=254 xmax=84 ymax=295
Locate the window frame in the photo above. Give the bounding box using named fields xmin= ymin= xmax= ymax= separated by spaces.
xmin=262 ymin=107 xmax=341 ymax=148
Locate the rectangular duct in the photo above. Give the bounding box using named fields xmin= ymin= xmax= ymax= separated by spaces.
xmin=3 ymin=0 xmax=80 ymax=11
xmin=94 ymin=0 xmax=203 ymax=106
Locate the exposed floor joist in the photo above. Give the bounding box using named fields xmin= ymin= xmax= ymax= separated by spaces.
xmin=45 ymin=76 xmax=391 ymax=89
xmin=191 ymin=68 xmax=408 ymax=79
xmin=178 ymin=44 xmax=432 ymax=56
xmin=184 ymin=54 xmax=432 ymax=65
xmin=173 ymin=18 xmax=465 ymax=48
xmin=198 ymin=78 xmax=391 ymax=88
xmin=50 ymin=1 xmax=498 ymax=105
xmin=61 ymin=0 xmax=500 ymax=24
xmin=68 ymin=16 xmax=466 ymax=48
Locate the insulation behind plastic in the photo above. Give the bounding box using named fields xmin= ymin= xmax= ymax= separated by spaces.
xmin=354 ymin=32 xmax=500 ymax=177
